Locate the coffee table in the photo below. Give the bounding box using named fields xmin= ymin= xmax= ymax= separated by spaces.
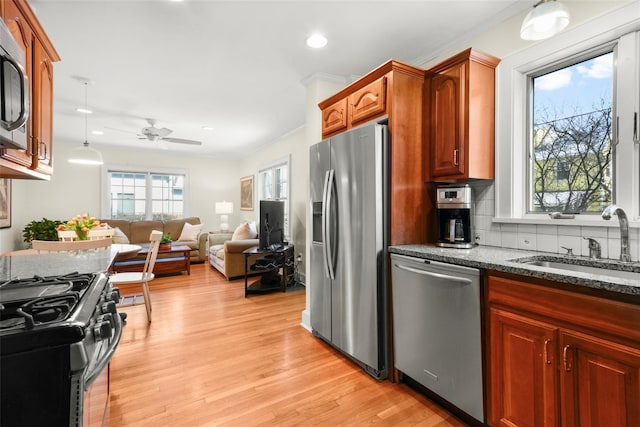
xmin=112 ymin=243 xmax=191 ymax=275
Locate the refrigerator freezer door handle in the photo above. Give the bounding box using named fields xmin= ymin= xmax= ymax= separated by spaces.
xmin=322 ymin=169 xmax=336 ymax=280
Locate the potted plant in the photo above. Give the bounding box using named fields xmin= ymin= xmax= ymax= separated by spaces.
xmin=160 ymin=233 xmax=172 ymax=249
xmin=22 ymin=218 xmax=64 ymax=245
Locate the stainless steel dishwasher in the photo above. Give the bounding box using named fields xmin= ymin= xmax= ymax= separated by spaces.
xmin=391 ymin=253 xmax=483 ymax=423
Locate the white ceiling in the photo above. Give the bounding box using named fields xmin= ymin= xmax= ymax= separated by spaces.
xmin=29 ymin=0 xmax=529 ymax=158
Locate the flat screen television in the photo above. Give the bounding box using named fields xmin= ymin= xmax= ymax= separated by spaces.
xmin=259 ymin=200 xmax=285 ymax=249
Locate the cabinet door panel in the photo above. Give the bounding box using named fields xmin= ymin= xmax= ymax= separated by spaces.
xmin=431 ymin=62 xmax=465 ymax=178
xmin=32 ymin=42 xmax=54 ymax=173
xmin=560 ymin=331 xmax=640 ymax=427
xmin=349 ymin=77 xmax=386 ymax=125
xmin=489 ymin=308 xmax=559 ymax=427
xmin=321 ymin=98 xmax=348 ymax=137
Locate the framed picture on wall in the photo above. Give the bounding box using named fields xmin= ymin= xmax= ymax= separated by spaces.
xmin=0 ymin=178 xmax=11 ymax=228
xmin=240 ymin=175 xmax=254 ymax=211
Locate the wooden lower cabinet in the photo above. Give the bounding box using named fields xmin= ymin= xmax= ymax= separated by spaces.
xmin=489 ymin=308 xmax=558 ymax=427
xmin=559 ymin=331 xmax=640 ymax=427
xmin=488 ymin=275 xmax=640 ymax=427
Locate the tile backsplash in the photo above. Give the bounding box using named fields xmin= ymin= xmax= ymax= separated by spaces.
xmin=471 ymin=183 xmax=640 ymax=262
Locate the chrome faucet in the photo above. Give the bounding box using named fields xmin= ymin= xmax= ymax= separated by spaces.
xmin=583 ymin=237 xmax=601 ymax=259
xmin=602 ymin=205 xmax=631 ymax=262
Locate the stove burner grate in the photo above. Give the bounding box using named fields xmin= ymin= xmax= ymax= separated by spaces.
xmin=0 ymin=272 xmax=95 ymax=331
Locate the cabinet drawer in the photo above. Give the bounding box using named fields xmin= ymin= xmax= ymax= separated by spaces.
xmin=349 ymin=77 xmax=386 ymax=125
xmin=488 ymin=275 xmax=640 ymax=345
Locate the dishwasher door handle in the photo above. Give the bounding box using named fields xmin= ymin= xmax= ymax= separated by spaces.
xmin=393 ymin=263 xmax=473 ymax=285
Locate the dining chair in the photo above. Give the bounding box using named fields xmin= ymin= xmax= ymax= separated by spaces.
xmin=88 ymin=228 xmax=115 ymax=240
xmin=108 ymin=230 xmax=162 ymax=323
xmin=32 ymin=238 xmax=113 ymax=252
xmin=57 ymin=230 xmax=79 ymax=241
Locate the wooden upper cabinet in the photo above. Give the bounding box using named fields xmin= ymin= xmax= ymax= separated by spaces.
xmin=321 ymin=98 xmax=348 ymax=136
xmin=1 ymin=0 xmax=34 ymax=170
xmin=428 ymin=48 xmax=499 ymax=181
xmin=0 ymin=0 xmax=59 ymax=180
xmin=318 ymin=60 xmax=429 ymax=245
xmin=319 ymin=63 xmax=398 ymax=139
xmin=349 ymin=77 xmax=386 ymax=126
xmin=431 ymin=62 xmax=465 ymax=178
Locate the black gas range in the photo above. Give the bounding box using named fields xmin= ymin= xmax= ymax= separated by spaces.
xmin=0 ymin=272 xmax=125 ymax=426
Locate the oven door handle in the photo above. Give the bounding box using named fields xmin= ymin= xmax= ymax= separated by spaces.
xmin=84 ymin=312 xmax=124 ymax=389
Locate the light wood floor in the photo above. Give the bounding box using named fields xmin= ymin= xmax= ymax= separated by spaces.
xmin=109 ymin=263 xmax=467 ymax=426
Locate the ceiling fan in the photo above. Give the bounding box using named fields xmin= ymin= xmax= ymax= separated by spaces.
xmin=137 ymin=118 xmax=202 ymax=145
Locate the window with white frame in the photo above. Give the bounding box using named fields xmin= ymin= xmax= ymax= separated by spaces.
xmin=495 ymin=8 xmax=639 ymax=223
xmin=258 ymin=157 xmax=290 ymax=237
xmin=103 ymin=168 xmax=188 ymax=220
xmin=529 ymin=50 xmax=614 ymax=213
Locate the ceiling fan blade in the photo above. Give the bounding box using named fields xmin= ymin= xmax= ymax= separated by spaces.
xmin=161 ymin=137 xmax=202 ymax=145
xmin=104 ymin=125 xmax=138 ymax=134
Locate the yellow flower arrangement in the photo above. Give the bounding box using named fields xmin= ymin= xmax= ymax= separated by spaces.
xmin=57 ymin=213 xmax=106 ymax=240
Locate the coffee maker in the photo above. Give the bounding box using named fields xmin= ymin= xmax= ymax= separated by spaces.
xmin=436 ymin=185 xmax=474 ymax=248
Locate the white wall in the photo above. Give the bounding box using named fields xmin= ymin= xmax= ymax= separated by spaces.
xmin=1 ymin=144 xmax=240 ymax=252
xmin=236 ymin=126 xmax=308 ymax=271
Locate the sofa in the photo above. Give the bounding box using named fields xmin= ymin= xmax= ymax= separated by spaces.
xmin=102 ymin=217 xmax=208 ymax=263
xmin=208 ymin=222 xmax=261 ymax=280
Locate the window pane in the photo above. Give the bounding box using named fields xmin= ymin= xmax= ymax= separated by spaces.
xmin=529 ymin=51 xmax=613 ymax=213
xmin=151 ymin=174 xmax=185 ymax=220
xmin=110 ymin=173 xmax=146 ymax=220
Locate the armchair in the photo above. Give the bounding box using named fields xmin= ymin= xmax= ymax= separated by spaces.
xmin=208 ymin=231 xmax=260 ymax=280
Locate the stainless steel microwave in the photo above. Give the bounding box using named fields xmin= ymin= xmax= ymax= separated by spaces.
xmin=0 ymin=18 xmax=28 ymax=150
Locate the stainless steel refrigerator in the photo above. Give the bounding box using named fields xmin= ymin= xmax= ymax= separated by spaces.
xmin=309 ymin=121 xmax=388 ymax=379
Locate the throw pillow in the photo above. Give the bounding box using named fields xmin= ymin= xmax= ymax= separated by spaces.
xmin=247 ymin=221 xmax=258 ymax=238
xmin=112 ymin=227 xmax=130 ymax=244
xmin=232 ymin=222 xmax=252 ymax=240
xmin=178 ymin=222 xmax=202 ymax=241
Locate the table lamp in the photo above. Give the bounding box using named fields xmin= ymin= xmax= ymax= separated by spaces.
xmin=215 ymin=201 xmax=233 ymax=232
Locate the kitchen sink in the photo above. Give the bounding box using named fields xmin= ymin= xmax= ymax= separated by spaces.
xmin=509 ymin=255 xmax=640 ymax=281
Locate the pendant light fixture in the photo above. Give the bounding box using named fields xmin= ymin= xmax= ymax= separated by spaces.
xmin=68 ymin=78 xmax=103 ymax=165
xmin=520 ymin=0 xmax=570 ymax=41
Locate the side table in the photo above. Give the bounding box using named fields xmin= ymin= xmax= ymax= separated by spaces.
xmin=243 ymin=245 xmax=294 ymax=297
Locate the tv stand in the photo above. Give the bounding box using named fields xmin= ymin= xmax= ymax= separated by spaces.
xmin=242 ymin=245 xmax=294 ymax=297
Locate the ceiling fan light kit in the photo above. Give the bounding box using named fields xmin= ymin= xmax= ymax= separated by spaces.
xmin=520 ymin=0 xmax=570 ymax=41
xmin=68 ymin=80 xmax=104 ymax=165
xmin=137 ymin=118 xmax=203 ymax=146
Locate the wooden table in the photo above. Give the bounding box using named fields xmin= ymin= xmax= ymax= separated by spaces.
xmin=112 ymin=244 xmax=191 ymax=275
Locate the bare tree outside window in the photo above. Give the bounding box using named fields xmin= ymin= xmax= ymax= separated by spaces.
xmin=530 ymin=51 xmax=613 ymax=213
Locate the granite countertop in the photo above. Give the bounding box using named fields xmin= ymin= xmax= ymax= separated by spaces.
xmin=0 ymin=248 xmax=117 ymax=281
xmin=389 ymin=245 xmax=640 ymax=298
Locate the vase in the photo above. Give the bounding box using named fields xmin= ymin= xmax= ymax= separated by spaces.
xmin=75 ymin=229 xmax=88 ymax=240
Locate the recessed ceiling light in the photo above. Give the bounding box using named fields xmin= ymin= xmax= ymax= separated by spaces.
xmin=306 ymin=33 xmax=327 ymax=49
xmin=91 ymin=130 xmax=104 ymax=135
xmin=202 ymin=126 xmax=215 ymax=131
xmin=76 ymin=107 xmax=92 ymax=114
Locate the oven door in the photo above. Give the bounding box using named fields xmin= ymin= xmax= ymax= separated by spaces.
xmin=75 ymin=311 xmax=124 ymax=426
